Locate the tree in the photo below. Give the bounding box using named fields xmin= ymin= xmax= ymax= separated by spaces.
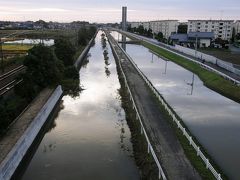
xmin=232 ymin=27 xmax=236 ymax=42
xmin=177 ymin=24 xmax=188 ymax=33
xmin=156 ymin=32 xmax=164 ymax=41
xmin=24 ymin=45 xmax=63 ymax=87
xmin=236 ymin=33 xmax=240 ymax=40
xmin=147 ymin=28 xmax=153 ymax=37
xmin=54 ymin=38 xmax=76 ymax=66
xmin=137 ymin=25 xmax=144 ymax=35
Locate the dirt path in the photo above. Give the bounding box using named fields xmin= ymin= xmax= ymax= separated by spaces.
xmin=108 ymin=33 xmax=201 ymax=180
xmin=0 ymin=88 xmax=53 ymax=164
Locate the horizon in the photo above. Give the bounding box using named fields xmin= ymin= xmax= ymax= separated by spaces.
xmin=0 ymin=0 xmax=240 ymax=23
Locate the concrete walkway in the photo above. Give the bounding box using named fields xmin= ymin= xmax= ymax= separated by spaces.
xmin=108 ymin=32 xmax=201 ymax=180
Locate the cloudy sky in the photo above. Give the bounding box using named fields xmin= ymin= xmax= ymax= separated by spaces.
xmin=0 ymin=0 xmax=240 ymax=22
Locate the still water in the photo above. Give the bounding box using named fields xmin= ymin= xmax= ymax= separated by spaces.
xmin=20 ymin=31 xmax=139 ymax=180
xmin=111 ymin=31 xmax=240 ymax=180
xmin=5 ymin=39 xmax=54 ymax=46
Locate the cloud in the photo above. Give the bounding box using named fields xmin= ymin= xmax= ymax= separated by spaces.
xmin=19 ymin=8 xmax=69 ymax=12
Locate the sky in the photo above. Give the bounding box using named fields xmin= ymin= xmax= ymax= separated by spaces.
xmin=0 ymin=0 xmax=240 ymax=23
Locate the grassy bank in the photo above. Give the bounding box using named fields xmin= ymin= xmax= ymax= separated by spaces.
xmin=142 ymin=41 xmax=240 ymax=103
xmin=117 ymin=64 xmax=159 ymax=180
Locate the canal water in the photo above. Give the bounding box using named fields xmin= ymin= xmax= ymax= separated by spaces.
xmin=111 ymin=31 xmax=240 ymax=180
xmin=19 ymin=31 xmax=139 ymax=180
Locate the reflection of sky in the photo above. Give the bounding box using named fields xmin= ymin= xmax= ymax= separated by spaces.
xmin=111 ymin=31 xmax=240 ymax=180
xmin=21 ymin=31 xmax=139 ymax=180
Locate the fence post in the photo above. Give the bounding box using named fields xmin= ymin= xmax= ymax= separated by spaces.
xmin=218 ymin=174 xmax=221 ymax=180
xmin=197 ymin=147 xmax=200 ymax=156
xmin=183 ymin=128 xmax=186 ymax=135
xmin=206 ymin=159 xmax=209 ymax=169
xmin=189 ymin=136 xmax=192 ymax=145
xmin=158 ymin=169 xmax=161 ymax=179
xmin=141 ymin=126 xmax=143 ymax=134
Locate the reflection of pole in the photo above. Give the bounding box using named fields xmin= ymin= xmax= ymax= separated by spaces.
xmin=163 ymin=60 xmax=168 ymax=74
xmin=0 ymin=38 xmax=4 ymax=73
xmin=187 ymin=73 xmax=195 ymax=95
xmin=121 ymin=35 xmax=126 ymax=51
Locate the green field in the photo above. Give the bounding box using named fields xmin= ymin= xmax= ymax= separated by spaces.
xmin=2 ymin=44 xmax=33 ymax=51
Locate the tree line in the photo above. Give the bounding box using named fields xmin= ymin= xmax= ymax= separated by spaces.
xmin=0 ymin=26 xmax=97 ymax=135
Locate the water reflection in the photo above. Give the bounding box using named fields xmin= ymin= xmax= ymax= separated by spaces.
xmin=21 ymin=31 xmax=139 ymax=180
xmin=110 ymin=31 xmax=240 ymax=180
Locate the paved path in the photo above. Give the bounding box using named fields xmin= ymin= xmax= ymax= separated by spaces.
xmin=108 ymin=32 xmax=201 ymax=180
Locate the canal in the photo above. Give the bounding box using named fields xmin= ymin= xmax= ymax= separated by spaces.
xmin=111 ymin=31 xmax=240 ymax=180
xmin=18 ymin=31 xmax=140 ymax=180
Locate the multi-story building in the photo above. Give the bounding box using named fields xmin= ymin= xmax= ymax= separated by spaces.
xmin=187 ymin=20 xmax=234 ymax=40
xmin=234 ymin=20 xmax=240 ymax=34
xmin=150 ymin=20 xmax=179 ymax=39
xmin=129 ymin=20 xmax=178 ymax=39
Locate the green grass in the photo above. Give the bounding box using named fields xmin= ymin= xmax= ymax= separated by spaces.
xmin=2 ymin=44 xmax=33 ymax=51
xmin=142 ymin=41 xmax=240 ymax=103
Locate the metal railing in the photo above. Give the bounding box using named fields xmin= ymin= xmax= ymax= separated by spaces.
xmin=109 ymin=31 xmax=223 ymax=180
xmin=106 ymin=32 xmax=167 ymax=180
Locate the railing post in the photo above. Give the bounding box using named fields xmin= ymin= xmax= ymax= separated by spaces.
xmin=206 ymin=159 xmax=209 ymax=169
xmin=218 ymin=173 xmax=221 ymax=180
xmin=197 ymin=147 xmax=200 ymax=156
xmin=183 ymin=128 xmax=186 ymax=135
xmin=158 ymin=169 xmax=161 ymax=179
xmin=189 ymin=136 xmax=192 ymax=145
xmin=141 ymin=126 xmax=143 ymax=134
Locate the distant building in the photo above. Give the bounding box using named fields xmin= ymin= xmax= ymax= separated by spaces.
xmin=187 ymin=20 xmax=234 ymax=40
xmin=234 ymin=20 xmax=240 ymax=34
xmin=150 ymin=20 xmax=179 ymax=39
xmin=170 ymin=32 xmax=214 ymax=48
xmin=122 ymin=6 xmax=127 ymax=31
xmin=129 ymin=20 xmax=179 ymax=39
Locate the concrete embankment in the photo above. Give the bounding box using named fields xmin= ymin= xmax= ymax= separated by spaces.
xmin=0 ymin=85 xmax=63 ymax=180
xmin=74 ymin=32 xmax=98 ymax=69
xmin=106 ymin=31 xmax=201 ymax=180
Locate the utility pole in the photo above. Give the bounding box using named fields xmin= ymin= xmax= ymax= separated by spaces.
xmin=0 ymin=38 xmax=4 ymax=73
xmin=195 ymin=34 xmax=198 ymax=57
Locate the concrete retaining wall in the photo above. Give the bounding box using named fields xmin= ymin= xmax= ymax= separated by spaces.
xmin=74 ymin=31 xmax=98 ymax=69
xmin=0 ymin=85 xmax=63 ymax=180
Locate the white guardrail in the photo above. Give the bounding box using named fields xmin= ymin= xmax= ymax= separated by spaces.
xmin=106 ymin=32 xmax=167 ymax=180
xmin=119 ymin=30 xmax=240 ymax=86
xmin=108 ymin=32 xmax=223 ymax=180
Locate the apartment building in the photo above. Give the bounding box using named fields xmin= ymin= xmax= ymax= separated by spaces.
xmin=150 ymin=20 xmax=179 ymax=38
xmin=129 ymin=20 xmax=178 ymax=39
xmin=187 ymin=20 xmax=234 ymax=40
xmin=234 ymin=20 xmax=240 ymax=33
